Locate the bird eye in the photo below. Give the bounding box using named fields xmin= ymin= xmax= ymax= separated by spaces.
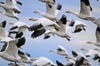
xmin=57 ymin=48 xmax=62 ymax=51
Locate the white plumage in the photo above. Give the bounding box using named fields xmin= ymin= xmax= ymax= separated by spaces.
xmin=31 ymin=57 xmax=55 ymax=66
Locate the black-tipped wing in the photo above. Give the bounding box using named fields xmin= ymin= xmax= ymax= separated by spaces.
xmin=80 ymin=0 xmax=92 ymax=16
xmin=73 ymin=28 xmax=82 ymax=33
xmin=57 ymin=14 xmax=67 ymax=31
xmin=31 ymin=28 xmax=46 ymax=38
xmin=72 ymin=51 xmax=78 ymax=57
xmin=93 ymin=54 xmax=100 ymax=61
xmin=57 ymin=3 xmax=62 ymax=10
xmin=15 ymin=32 xmax=23 ymax=38
xmin=29 ymin=24 xmax=43 ymax=31
xmin=59 ymin=14 xmax=67 ymax=25
xmin=69 ymin=20 xmax=75 ymax=27
xmin=10 ymin=26 xmax=18 ymax=30
xmin=56 ymin=60 xmax=64 ymax=66
xmin=25 ymin=52 xmax=31 ymax=57
xmin=16 ymin=1 xmax=22 ymax=6
xmin=75 ymin=56 xmax=84 ymax=66
xmin=2 ymin=20 xmax=6 ymax=28
xmin=16 ymin=37 xmax=26 ymax=48
xmin=18 ymin=50 xmax=24 ymax=55
xmin=0 ymin=43 xmax=7 ymax=52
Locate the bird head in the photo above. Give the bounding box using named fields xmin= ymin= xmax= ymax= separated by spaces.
xmin=33 ymin=10 xmax=41 ymax=14
xmin=65 ymin=10 xmax=73 ymax=14
xmin=28 ymin=17 xmax=38 ymax=21
xmin=38 ymin=0 xmax=55 ymax=4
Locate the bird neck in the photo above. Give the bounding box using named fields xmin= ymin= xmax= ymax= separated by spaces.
xmin=0 ymin=52 xmax=3 ymax=56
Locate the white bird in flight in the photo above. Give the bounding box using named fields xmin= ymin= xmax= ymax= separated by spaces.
xmin=65 ymin=0 xmax=96 ymax=21
xmin=31 ymin=57 xmax=55 ymax=66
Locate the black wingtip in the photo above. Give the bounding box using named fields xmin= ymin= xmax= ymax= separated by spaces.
xmin=67 ymin=38 xmax=70 ymax=41
xmin=16 ymin=37 xmax=26 ymax=48
xmin=0 ymin=2 xmax=4 ymax=4
xmin=69 ymin=20 xmax=75 ymax=27
xmin=86 ymin=55 xmax=90 ymax=57
xmin=44 ymin=35 xmax=50 ymax=39
xmin=75 ymin=56 xmax=84 ymax=66
xmin=14 ymin=10 xmax=21 ymax=14
xmin=93 ymin=54 xmax=100 ymax=60
xmin=17 ymin=1 xmax=22 ymax=6
xmin=56 ymin=60 xmax=64 ymax=66
xmin=53 ymin=0 xmax=55 ymax=3
xmin=18 ymin=50 xmax=24 ymax=55
xmin=10 ymin=26 xmax=18 ymax=30
xmin=31 ymin=28 xmax=46 ymax=38
xmin=57 ymin=3 xmax=62 ymax=10
xmin=15 ymin=32 xmax=23 ymax=38
xmin=26 ymin=52 xmax=31 ymax=57
xmin=81 ymin=0 xmax=90 ymax=6
xmin=72 ymin=51 xmax=78 ymax=57
xmin=73 ymin=29 xmax=82 ymax=33
xmin=29 ymin=24 xmax=43 ymax=31
xmin=60 ymin=14 xmax=67 ymax=24
xmin=90 ymin=6 xmax=92 ymax=11
xmin=2 ymin=20 xmax=6 ymax=28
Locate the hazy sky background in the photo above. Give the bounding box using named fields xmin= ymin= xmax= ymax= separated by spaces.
xmin=0 ymin=0 xmax=100 ymax=66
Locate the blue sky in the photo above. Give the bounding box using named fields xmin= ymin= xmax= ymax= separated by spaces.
xmin=0 ymin=0 xmax=100 ymax=66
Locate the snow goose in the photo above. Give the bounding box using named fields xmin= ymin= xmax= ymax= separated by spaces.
xmin=34 ymin=1 xmax=62 ymax=21
xmin=0 ymin=0 xmax=21 ymax=14
xmin=39 ymin=0 xmax=55 ymax=4
xmin=0 ymin=37 xmax=26 ymax=62
xmin=9 ymin=21 xmax=30 ymax=38
xmin=31 ymin=57 xmax=55 ymax=66
xmin=65 ymin=0 xmax=96 ymax=21
xmin=29 ymin=17 xmax=62 ymax=38
xmin=0 ymin=38 xmax=18 ymax=62
xmin=0 ymin=9 xmax=19 ymax=20
xmin=44 ymin=15 xmax=71 ymax=41
xmin=49 ymin=45 xmax=70 ymax=57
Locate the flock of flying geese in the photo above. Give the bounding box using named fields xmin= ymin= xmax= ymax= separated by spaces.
xmin=0 ymin=0 xmax=100 ymax=66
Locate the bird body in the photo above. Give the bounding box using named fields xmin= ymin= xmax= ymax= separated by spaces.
xmin=0 ymin=10 xmax=19 ymax=20
xmin=0 ymin=0 xmax=21 ymax=13
xmin=31 ymin=57 xmax=55 ymax=66
xmin=65 ymin=0 xmax=94 ymax=21
xmin=34 ymin=1 xmax=62 ymax=21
